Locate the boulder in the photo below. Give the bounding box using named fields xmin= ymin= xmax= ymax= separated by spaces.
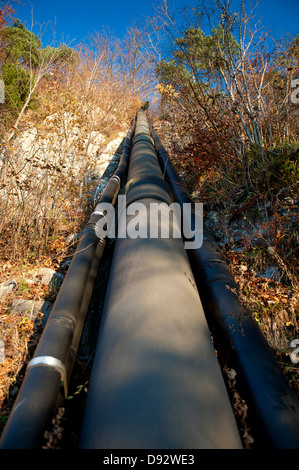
xmin=11 ymin=299 xmax=53 ymax=325
xmin=34 ymin=268 xmax=64 ymax=287
xmin=0 ymin=279 xmax=17 ymax=298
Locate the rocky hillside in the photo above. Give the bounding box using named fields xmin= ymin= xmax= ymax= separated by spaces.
xmin=0 ymin=111 xmax=129 ymax=426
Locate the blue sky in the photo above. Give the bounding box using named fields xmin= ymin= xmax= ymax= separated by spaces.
xmin=13 ymin=0 xmax=298 ymax=47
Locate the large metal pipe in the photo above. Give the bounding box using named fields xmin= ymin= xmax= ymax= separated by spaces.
xmin=79 ymin=111 xmax=242 ymax=449
xmin=0 ymin=122 xmax=135 ymax=449
xmin=151 ymin=126 xmax=299 ymax=449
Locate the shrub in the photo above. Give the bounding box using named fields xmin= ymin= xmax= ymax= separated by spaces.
xmin=1 ymin=61 xmax=39 ymax=116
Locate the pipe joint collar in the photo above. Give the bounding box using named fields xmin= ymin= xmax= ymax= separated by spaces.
xmin=125 ymin=175 xmax=173 ymax=201
xmin=27 ymin=356 xmax=68 ymax=398
xmin=132 ymin=134 xmax=154 ymax=147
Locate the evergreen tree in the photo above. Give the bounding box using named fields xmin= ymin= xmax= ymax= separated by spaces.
xmin=1 ymin=19 xmax=42 ymax=67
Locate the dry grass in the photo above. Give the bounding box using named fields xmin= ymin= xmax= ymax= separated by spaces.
xmin=223 ymin=366 xmax=254 ymax=449
xmin=0 ymin=312 xmax=34 ymax=406
xmin=0 ymin=307 xmax=40 ymax=432
xmin=224 ymin=246 xmax=299 ymax=398
xmin=0 ymin=251 xmax=68 ymax=433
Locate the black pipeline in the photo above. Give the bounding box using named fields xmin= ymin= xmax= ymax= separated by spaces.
xmin=0 ymin=122 xmax=134 ymax=449
xmin=151 ymin=126 xmax=299 ymax=449
xmin=79 ymin=111 xmax=242 ymax=449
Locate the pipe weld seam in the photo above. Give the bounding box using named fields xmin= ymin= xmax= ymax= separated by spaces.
xmin=125 ymin=176 xmax=173 ymax=199
xmin=131 ymin=134 xmax=154 ymax=146
xmin=190 ymin=257 xmax=229 ymax=267
xmin=125 ymin=193 xmax=172 ymax=208
xmin=27 ymin=356 xmax=68 ymax=398
xmin=200 ymin=276 xmax=238 ymax=290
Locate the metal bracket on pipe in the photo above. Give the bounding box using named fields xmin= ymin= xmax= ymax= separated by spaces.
xmin=27 ymin=356 xmax=68 ymax=398
xmin=110 ymin=175 xmax=121 ymax=183
xmin=91 ymin=210 xmax=107 ymax=217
